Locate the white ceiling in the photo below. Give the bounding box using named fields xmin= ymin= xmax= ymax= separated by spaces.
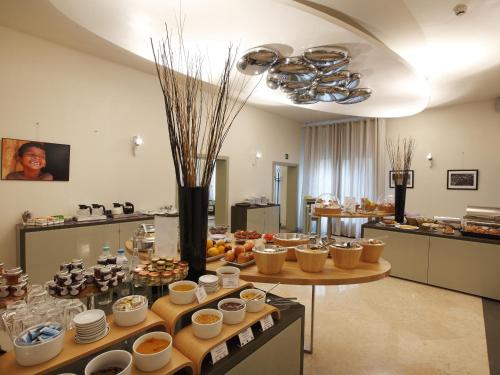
xmin=1 ymin=0 xmax=499 ymax=122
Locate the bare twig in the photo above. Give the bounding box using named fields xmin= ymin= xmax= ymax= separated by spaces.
xmin=386 ymin=137 xmax=415 ymax=185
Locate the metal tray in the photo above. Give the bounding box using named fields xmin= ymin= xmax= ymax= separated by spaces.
xmin=224 ymin=259 xmax=256 ymax=268
xmin=460 ymin=230 xmax=500 ymax=240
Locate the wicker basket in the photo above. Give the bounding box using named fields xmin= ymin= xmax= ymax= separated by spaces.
xmin=273 ymin=233 xmax=309 ymax=261
xmin=329 ymin=245 xmax=362 ymax=269
xmin=360 ymin=242 xmax=385 ymax=263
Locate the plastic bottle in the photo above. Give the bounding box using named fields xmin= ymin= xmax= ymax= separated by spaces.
xmin=102 ymin=245 xmax=111 ymax=258
xmin=116 ymin=248 xmax=130 ymax=296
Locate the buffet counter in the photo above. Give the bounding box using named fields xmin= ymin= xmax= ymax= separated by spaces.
xmin=16 ymin=214 xmax=162 ymax=284
xmin=362 ymin=222 xmax=500 ymax=300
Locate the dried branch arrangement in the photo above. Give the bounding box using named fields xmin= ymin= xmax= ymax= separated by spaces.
xmin=386 ymin=137 xmax=415 ymax=185
xmin=151 ymin=25 xmax=256 ymax=187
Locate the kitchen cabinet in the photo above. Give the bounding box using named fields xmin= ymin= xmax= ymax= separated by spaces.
xmin=231 ymin=204 xmax=280 ymax=233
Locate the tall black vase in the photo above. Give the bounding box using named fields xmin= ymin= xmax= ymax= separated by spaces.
xmin=394 ymin=184 xmax=407 ymax=224
xmin=178 ymin=186 xmax=208 ymax=281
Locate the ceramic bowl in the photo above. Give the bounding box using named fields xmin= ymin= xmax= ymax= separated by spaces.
xmin=191 ymin=309 xmax=223 ymax=339
xmin=132 ymin=331 xmax=173 ymax=372
xmin=13 ymin=322 xmax=64 ymax=366
xmin=168 ymin=280 xmax=197 ymax=305
xmin=215 ymin=266 xmax=240 ymax=287
xmin=218 ymin=298 xmax=246 ymax=325
xmin=84 ymin=350 xmax=132 ymax=375
xmin=112 ymin=295 xmax=148 ymax=327
xmin=240 ymin=288 xmax=265 ymax=313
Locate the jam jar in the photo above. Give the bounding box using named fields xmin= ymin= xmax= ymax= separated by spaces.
xmin=56 ymin=271 xmax=72 ymax=286
xmin=160 ymin=271 xmax=173 ymax=285
xmin=0 ymin=261 xmax=4 ymax=275
xmin=71 ymin=269 xmax=84 ymax=282
xmin=148 ymin=272 xmax=160 ymax=285
xmin=4 ymin=267 xmax=23 ymax=285
xmin=100 ymin=267 xmax=112 ymax=281
xmin=71 ymin=258 xmax=84 ymax=270
xmin=97 ymin=256 xmax=108 ymax=266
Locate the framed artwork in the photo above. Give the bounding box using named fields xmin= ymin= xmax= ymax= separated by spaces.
xmin=447 ymin=169 xmax=478 ymax=190
xmin=389 ymin=170 xmax=414 ymax=188
xmin=1 ymin=138 xmax=70 ymax=181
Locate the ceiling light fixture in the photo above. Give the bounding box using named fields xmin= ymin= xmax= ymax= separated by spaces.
xmin=453 ymin=4 xmax=467 ymax=16
xmin=237 ymin=45 xmax=371 ymax=105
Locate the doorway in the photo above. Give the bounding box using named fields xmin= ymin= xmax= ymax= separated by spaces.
xmin=272 ymin=162 xmax=298 ymax=232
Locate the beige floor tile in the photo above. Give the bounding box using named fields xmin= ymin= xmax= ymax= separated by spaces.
xmin=257 ymin=277 xmax=489 ymax=375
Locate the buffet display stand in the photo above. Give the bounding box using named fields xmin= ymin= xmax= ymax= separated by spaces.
xmin=314 ymin=210 xmax=393 ymax=238
xmin=0 ymin=310 xmax=195 ymax=375
xmin=206 ymin=257 xmax=391 ymax=353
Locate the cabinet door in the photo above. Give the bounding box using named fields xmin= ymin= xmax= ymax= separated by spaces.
xmin=364 ymin=228 xmax=429 ymax=283
xmin=429 ymin=237 xmax=500 ymax=300
xmin=247 ymin=209 xmax=265 ymax=233
xmin=264 ymin=206 xmax=280 ymax=233
xmin=25 ymin=224 xmax=120 ymax=284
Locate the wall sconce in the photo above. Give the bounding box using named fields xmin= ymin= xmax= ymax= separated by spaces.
xmin=133 ymin=135 xmax=143 ymax=156
xmin=252 ymin=151 xmax=262 ymax=166
xmin=426 ymin=152 xmax=433 ymax=168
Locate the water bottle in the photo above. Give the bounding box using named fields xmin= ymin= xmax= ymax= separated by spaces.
xmin=116 ymin=248 xmax=130 ymax=296
xmin=102 ymin=245 xmax=111 ymax=258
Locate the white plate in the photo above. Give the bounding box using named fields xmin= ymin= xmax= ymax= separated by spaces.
xmin=397 ymin=225 xmax=419 ymax=230
xmin=73 ymin=309 xmax=105 ymax=325
xmin=75 ymin=326 xmax=109 ymax=344
xmin=206 ymin=253 xmax=225 ymax=263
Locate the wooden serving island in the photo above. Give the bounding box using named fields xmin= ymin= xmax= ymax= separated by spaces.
xmin=363 ymin=222 xmax=500 ymax=300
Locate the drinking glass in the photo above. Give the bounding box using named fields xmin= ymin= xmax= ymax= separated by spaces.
xmin=97 ymin=287 xmax=113 ymax=306
xmin=64 ymin=300 xmax=86 ymax=330
xmin=46 ymin=307 xmax=65 ymax=327
xmin=28 ymin=290 xmax=48 ymax=307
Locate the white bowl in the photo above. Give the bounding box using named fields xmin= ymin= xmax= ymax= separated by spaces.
xmin=215 ymin=266 xmax=240 ymax=287
xmin=84 ymin=350 xmax=132 ymax=375
xmin=240 ymin=289 xmax=266 ymax=313
xmin=133 ymin=331 xmax=172 ymax=372
xmin=112 ymin=296 xmax=148 ymax=327
xmin=168 ymin=280 xmax=197 ymax=305
xmin=191 ymin=309 xmax=223 ymax=339
xmin=13 ymin=322 xmax=65 ymax=366
xmin=218 ymin=298 xmax=246 ymax=325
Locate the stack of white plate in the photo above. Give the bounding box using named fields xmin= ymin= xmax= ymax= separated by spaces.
xmin=199 ymin=274 xmax=219 ymax=294
xmin=73 ymin=309 xmax=109 ymax=344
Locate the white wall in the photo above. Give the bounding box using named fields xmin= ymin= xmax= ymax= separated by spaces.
xmin=385 ymin=99 xmax=500 ymax=218
xmin=0 ymin=26 xmax=302 ymax=267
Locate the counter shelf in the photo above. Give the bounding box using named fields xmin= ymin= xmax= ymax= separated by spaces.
xmin=0 ymin=310 xmax=195 ymax=375
xmin=174 ymin=304 xmax=280 ymax=375
xmin=151 ymin=280 xmax=252 ymax=335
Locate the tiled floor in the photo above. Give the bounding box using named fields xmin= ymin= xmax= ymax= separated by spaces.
xmin=255 ymin=277 xmax=491 ymax=375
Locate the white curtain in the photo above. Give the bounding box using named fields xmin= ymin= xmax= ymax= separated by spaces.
xmin=299 ymin=118 xmax=386 ymax=237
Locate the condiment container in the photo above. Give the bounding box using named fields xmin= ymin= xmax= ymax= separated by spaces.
xmin=218 ymin=298 xmax=246 ymax=325
xmin=133 ymin=332 xmax=173 ymax=372
xmin=191 ymin=309 xmax=223 ymax=339
xmin=295 ymin=245 xmax=329 ymax=273
xmin=4 ymin=267 xmax=23 ymax=285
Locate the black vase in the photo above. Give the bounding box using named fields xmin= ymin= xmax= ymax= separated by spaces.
xmin=178 ymin=186 xmax=209 ymax=281
xmin=394 ymin=184 xmax=407 ymax=224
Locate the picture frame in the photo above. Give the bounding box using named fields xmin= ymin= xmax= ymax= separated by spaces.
xmin=389 ymin=170 xmax=414 ymax=188
xmin=1 ymin=138 xmax=71 ymax=181
xmin=447 ymin=169 xmax=478 ymax=190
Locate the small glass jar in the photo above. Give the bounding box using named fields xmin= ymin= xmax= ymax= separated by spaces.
xmin=59 ymin=262 xmax=71 ymax=272
xmin=151 ymin=256 xmax=160 ymax=264
xmin=100 ymin=267 xmax=112 ymax=281
xmin=70 ymin=269 xmax=84 ymax=282
xmin=94 ymin=265 xmax=103 ymax=278
xmin=160 ymin=271 xmax=173 ymax=285
xmin=97 ymin=256 xmax=108 ymax=266
xmin=56 ymin=285 xmax=69 ymax=296
xmin=115 ymin=265 xmax=123 ymax=272
xmin=0 ymin=261 xmax=4 ymax=275
xmin=71 ymin=258 xmax=84 ymax=270
xmin=116 ymin=271 xmax=125 ymax=283
xmin=4 ymin=267 xmax=23 ymax=285
xmin=109 ymin=276 xmax=119 ymax=287
xmin=84 ymin=270 xmax=94 ymax=284
xmin=156 ymin=260 xmax=166 ymax=271
xmin=57 ymin=271 xmax=72 ymax=286
xmin=69 ymin=283 xmax=81 ymax=296
xmin=0 ymin=283 xmax=10 ymax=298
xmin=109 ymin=265 xmax=117 ymax=277
xmin=172 ymin=269 xmax=181 ymax=281
xmin=107 ymin=256 xmax=117 ymax=265
xmin=138 ymin=271 xmax=149 ymax=284
xmin=149 ymin=272 xmax=160 ymax=285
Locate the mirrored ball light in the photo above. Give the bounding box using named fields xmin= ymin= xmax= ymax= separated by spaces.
xmin=269 ymin=57 xmax=318 ymax=83
xmin=303 ymin=45 xmax=349 ymax=67
xmin=337 ymin=88 xmax=372 ymax=104
xmin=237 ymin=47 xmax=280 ymax=75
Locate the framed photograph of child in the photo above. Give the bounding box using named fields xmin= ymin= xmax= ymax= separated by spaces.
xmin=1 ymin=138 xmax=70 ymax=181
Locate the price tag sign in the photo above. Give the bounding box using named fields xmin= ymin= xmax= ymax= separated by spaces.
xmin=195 ymin=285 xmax=207 ymax=304
xmin=222 ymin=276 xmax=239 ymax=289
xmin=210 ymin=342 xmax=229 ymax=364
xmin=259 ymin=314 xmax=274 ymax=331
xmin=238 ymin=327 xmax=254 ymax=347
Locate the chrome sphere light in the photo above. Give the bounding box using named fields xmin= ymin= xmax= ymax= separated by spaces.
xmin=237 ymin=45 xmax=371 ymax=105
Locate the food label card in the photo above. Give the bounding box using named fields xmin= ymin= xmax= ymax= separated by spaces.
xmin=259 ymin=314 xmax=274 ymax=331
xmin=210 ymin=342 xmax=229 ymax=364
xmin=222 ymin=276 xmax=239 ymax=288
xmin=195 ymin=286 xmax=207 ymax=303
xmin=238 ymin=327 xmax=254 ymax=347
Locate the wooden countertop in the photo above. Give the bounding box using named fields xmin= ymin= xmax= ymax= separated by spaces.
xmin=314 ymin=211 xmax=393 ymax=218
xmin=206 ymin=258 xmax=391 ymax=286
